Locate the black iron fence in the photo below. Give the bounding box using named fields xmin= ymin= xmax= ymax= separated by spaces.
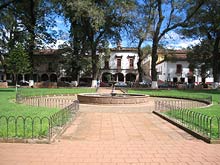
xmin=49 ymin=100 xmax=79 ymax=141
xmin=165 ymin=108 xmax=220 ymax=139
xmin=154 ymin=97 xmax=220 ymax=140
xmin=155 ymin=99 xmax=209 ymax=112
xmin=153 ymin=95 xmax=212 ymax=104
xmin=16 ymin=94 xmax=76 ymax=109
xmin=0 ymin=95 xmax=79 ymax=143
xmin=0 ymin=116 xmax=50 ymax=140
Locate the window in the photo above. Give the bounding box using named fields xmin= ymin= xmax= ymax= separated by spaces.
xmin=129 ymin=58 xmax=134 ymax=69
xmin=180 ymin=77 xmax=185 ymax=83
xmin=117 ymin=58 xmax=121 ymax=69
xmin=176 ymin=64 xmax=182 ymax=74
xmin=173 ymin=77 xmax=178 ymax=83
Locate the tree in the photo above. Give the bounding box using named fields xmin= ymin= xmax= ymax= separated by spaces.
xmin=182 ymin=0 xmax=220 ymax=84
xmin=149 ymin=0 xmax=204 ymax=88
xmin=0 ymin=0 xmax=16 ymax=11
xmin=11 ymin=0 xmax=56 ymax=75
xmin=0 ymin=3 xmax=27 ymax=81
xmin=128 ymin=0 xmax=155 ymax=83
xmin=187 ymin=40 xmax=212 ymax=83
xmin=60 ymin=0 xmax=135 ymax=87
xmin=6 ymin=44 xmax=30 ymax=84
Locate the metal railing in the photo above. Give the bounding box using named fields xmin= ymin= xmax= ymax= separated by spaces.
xmin=165 ymin=108 xmax=220 ymax=139
xmin=153 ymin=95 xmax=212 ymax=105
xmin=0 ymin=116 xmax=50 ymax=140
xmin=49 ymin=100 xmax=79 ymax=141
xmin=16 ymin=94 xmax=76 ymax=109
xmin=0 ymin=95 xmax=79 ymax=143
xmin=155 ymin=99 xmax=208 ymax=112
xmin=154 ymin=98 xmax=220 ymax=140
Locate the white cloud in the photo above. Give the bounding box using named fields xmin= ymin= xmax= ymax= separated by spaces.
xmin=163 ymin=31 xmax=201 ymax=49
xmin=166 ymin=39 xmax=200 ymax=49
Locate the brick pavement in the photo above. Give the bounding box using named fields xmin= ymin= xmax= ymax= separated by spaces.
xmin=1 ymin=101 xmax=220 ymax=164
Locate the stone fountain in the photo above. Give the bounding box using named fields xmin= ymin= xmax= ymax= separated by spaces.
xmin=77 ymin=81 xmax=149 ymax=104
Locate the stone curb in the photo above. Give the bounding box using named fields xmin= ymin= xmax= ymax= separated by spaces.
xmin=152 ymin=111 xmax=218 ymax=144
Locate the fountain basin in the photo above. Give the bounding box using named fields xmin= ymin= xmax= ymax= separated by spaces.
xmin=77 ymin=93 xmax=149 ymax=104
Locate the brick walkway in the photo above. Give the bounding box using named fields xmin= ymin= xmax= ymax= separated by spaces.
xmin=1 ymin=96 xmax=220 ymax=164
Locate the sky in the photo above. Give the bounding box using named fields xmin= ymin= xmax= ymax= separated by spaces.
xmin=49 ymin=15 xmax=200 ymax=50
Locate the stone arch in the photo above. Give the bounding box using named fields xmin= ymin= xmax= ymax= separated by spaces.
xmin=115 ymin=72 xmax=124 ymax=82
xmin=50 ymin=74 xmax=57 ymax=82
xmin=126 ymin=73 xmax=136 ymax=82
xmin=102 ymin=72 xmax=112 ymax=82
xmin=41 ymin=74 xmax=49 ymax=81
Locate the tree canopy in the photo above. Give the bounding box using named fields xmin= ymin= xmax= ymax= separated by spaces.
xmin=6 ymin=44 xmax=30 ymax=82
xmin=2 ymin=0 xmax=220 ymax=87
xmin=182 ymin=0 xmax=220 ymax=82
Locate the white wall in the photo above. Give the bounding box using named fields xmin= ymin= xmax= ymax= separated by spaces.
xmin=156 ymin=61 xmax=214 ymax=83
xmin=157 ymin=61 xmax=190 ymax=82
xmin=109 ymin=51 xmax=139 ymax=70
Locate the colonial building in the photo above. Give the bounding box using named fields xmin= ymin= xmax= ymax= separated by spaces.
xmin=155 ymin=50 xmax=213 ymax=84
xmin=0 ymin=49 xmax=63 ymax=84
xmin=32 ymin=49 xmax=63 ymax=82
xmin=100 ymin=46 xmax=139 ymax=83
xmin=1 ymin=46 xmax=215 ymax=87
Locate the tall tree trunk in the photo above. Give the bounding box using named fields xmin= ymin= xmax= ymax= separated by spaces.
xmin=0 ymin=55 xmax=7 ymax=81
xmin=151 ymin=0 xmax=163 ymax=89
xmin=92 ymin=55 xmax=99 ymax=80
xmin=151 ymin=37 xmax=159 ymax=88
xmin=91 ymin=46 xmax=99 ymax=86
xmin=212 ymin=33 xmax=220 ymax=83
xmin=151 ymin=37 xmax=159 ymax=81
xmin=28 ymin=0 xmax=36 ymax=79
xmin=137 ymin=39 xmax=144 ymax=83
xmin=71 ymin=21 xmax=80 ymax=81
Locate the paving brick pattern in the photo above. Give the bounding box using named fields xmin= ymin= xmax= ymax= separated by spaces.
xmin=1 ymin=91 xmax=220 ymax=164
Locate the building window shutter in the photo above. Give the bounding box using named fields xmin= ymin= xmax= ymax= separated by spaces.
xmin=176 ymin=64 xmax=182 ymax=74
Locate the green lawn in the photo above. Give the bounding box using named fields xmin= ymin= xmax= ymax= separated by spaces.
xmin=128 ymin=89 xmax=220 ymax=117
xmin=0 ymin=87 xmax=219 ymax=139
xmin=0 ymin=87 xmax=96 ymax=117
xmin=129 ymin=89 xmax=220 ymax=139
xmin=0 ymin=87 xmax=95 ymax=138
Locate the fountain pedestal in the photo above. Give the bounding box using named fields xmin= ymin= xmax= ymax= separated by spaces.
xmin=77 ymin=93 xmax=149 ymax=104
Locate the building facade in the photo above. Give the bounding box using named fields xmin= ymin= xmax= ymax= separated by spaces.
xmin=100 ymin=46 xmax=139 ymax=83
xmin=155 ymin=50 xmax=213 ymax=84
xmin=32 ymin=49 xmax=63 ymax=82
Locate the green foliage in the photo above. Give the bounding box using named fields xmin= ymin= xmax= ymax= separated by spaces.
xmin=182 ymin=0 xmax=220 ymax=81
xmin=187 ymin=40 xmax=212 ymax=77
xmin=6 ymin=45 xmax=31 ymax=77
xmin=147 ymin=0 xmax=204 ymax=82
xmin=60 ymin=0 xmax=135 ymax=80
xmin=14 ymin=0 xmax=56 ymax=48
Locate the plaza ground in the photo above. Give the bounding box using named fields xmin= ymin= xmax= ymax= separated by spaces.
xmin=1 ymin=100 xmax=220 ymax=165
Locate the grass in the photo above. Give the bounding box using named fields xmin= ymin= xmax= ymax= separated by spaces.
xmin=0 ymin=87 xmax=219 ymax=139
xmin=128 ymin=89 xmax=220 ymax=117
xmin=129 ymin=89 xmax=220 ymax=139
xmin=0 ymin=87 xmax=95 ymax=117
xmin=0 ymin=87 xmax=95 ymax=139
xmin=18 ymin=87 xmax=96 ymax=97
